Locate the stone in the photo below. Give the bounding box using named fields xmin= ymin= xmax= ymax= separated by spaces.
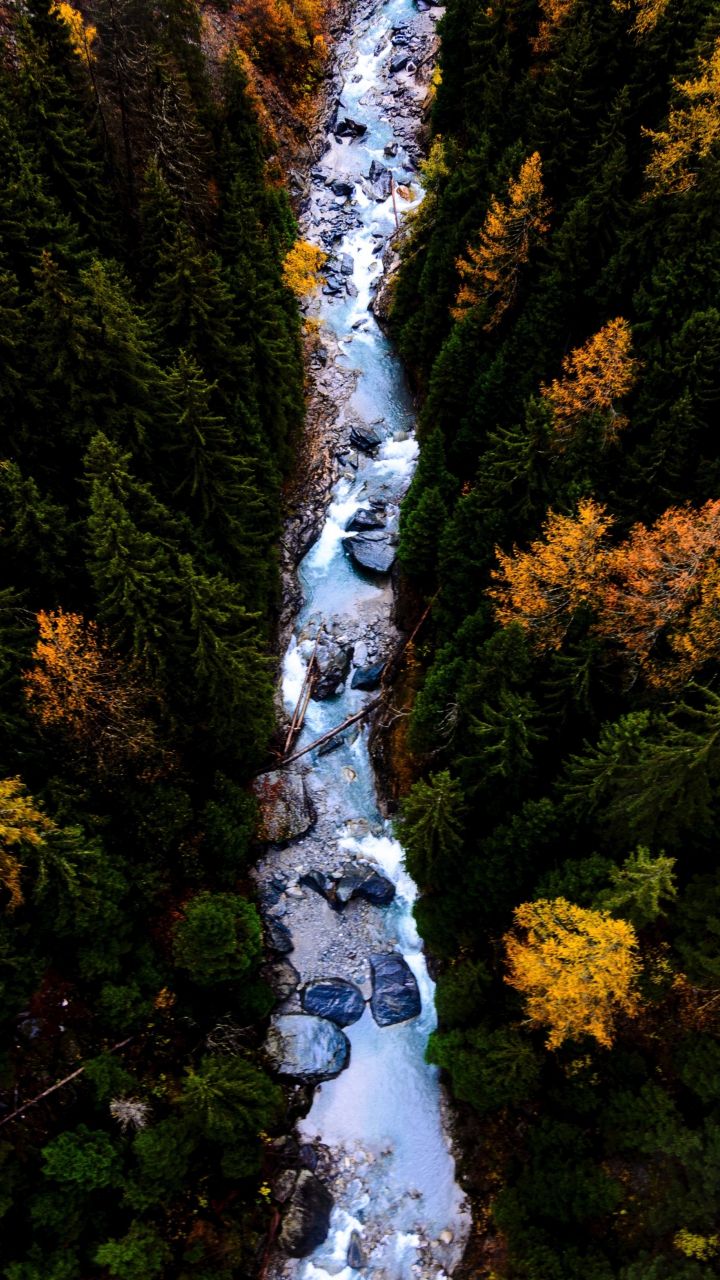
xmin=302 ymin=978 xmax=365 ymax=1027
xmin=266 ymin=916 xmax=294 ymax=954
xmin=317 ymin=732 xmax=346 ymax=757
xmin=299 ymin=869 xmax=337 ymax=905
xmin=344 ymin=532 xmax=396 ymax=576
xmin=330 ymin=178 xmax=354 ymax=198
xmin=254 ymin=770 xmax=315 ymax=844
xmin=369 ymin=953 xmax=422 ymax=1026
xmin=369 ymin=159 xmax=393 ymax=199
xmin=346 ymin=280 xmax=358 ymax=298
xmin=335 ymin=116 xmax=368 ymax=139
xmin=346 ymin=508 xmax=385 ymax=533
xmin=298 ymin=1143 xmax=319 ymax=1172
xmin=384 ymin=140 xmax=399 ymax=157
xmin=340 ymin=253 xmax=354 ymax=276
xmin=351 ymin=661 xmax=386 ymax=691
xmin=313 ymin=638 xmax=352 ymax=700
xmin=279 ymin=1170 xmax=334 ymax=1257
xmin=273 ymin=1169 xmax=298 ymax=1204
xmin=266 ymin=1014 xmax=350 ymax=1081
xmin=347 ymin=1230 xmax=366 ymax=1270
xmin=390 ymin=53 xmax=410 ymax=73
xmin=265 ymin=959 xmax=301 ymax=1001
xmin=355 ymin=871 xmax=395 ymax=907
xmin=349 ymin=423 xmax=382 ymax=454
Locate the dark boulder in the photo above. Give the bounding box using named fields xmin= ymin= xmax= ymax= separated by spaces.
xmin=390 ymin=52 xmax=409 ymax=73
xmin=351 ymin=661 xmax=385 ymax=690
xmin=335 ymin=116 xmax=367 ymax=139
xmin=264 ymin=959 xmax=301 ymax=1001
xmin=266 ymin=917 xmax=294 ymax=954
xmin=349 ymin=423 xmax=382 ymax=454
xmin=279 ymin=1170 xmax=334 ymax=1257
xmin=330 ymin=178 xmax=354 ymax=198
xmin=344 ymin=532 xmax=396 ymax=576
xmin=346 ymin=508 xmax=385 ymax=533
xmin=369 ymin=159 xmax=393 ymax=199
xmin=313 ymin=639 xmax=352 ymax=699
xmin=299 ymin=869 xmax=336 ymax=904
xmin=370 ymin=952 xmax=421 ymax=1026
xmin=347 ymin=1230 xmax=366 ymax=1270
xmin=355 ymin=871 xmax=395 ymax=906
xmin=302 ymin=978 xmax=365 ymax=1027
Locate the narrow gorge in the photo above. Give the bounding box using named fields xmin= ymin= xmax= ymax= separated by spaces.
xmin=253 ymin=2 xmax=469 ymax=1275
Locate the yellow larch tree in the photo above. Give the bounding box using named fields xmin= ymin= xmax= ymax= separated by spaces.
xmin=504 ymin=897 xmax=641 ymax=1049
xmin=453 ymin=152 xmax=552 ymax=329
xmin=644 ymin=37 xmax=720 ymax=196
xmin=51 ymin=2 xmax=97 ymax=67
xmin=281 ymin=240 xmax=327 ymax=298
xmin=612 ymin=0 xmax=671 ymax=36
xmin=541 ymin=318 xmax=639 ymax=448
xmin=24 ymin=610 xmax=155 ymax=766
xmin=489 ymin=498 xmax=613 ymax=651
xmin=532 ymin=0 xmax=577 ymax=55
xmin=595 ymin=499 xmax=720 ymax=683
xmin=0 ymin=777 xmax=56 ymax=912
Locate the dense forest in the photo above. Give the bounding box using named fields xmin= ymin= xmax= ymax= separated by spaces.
xmin=391 ymin=0 xmax=720 ymax=1276
xmin=0 ymin=1 xmax=331 ymax=1275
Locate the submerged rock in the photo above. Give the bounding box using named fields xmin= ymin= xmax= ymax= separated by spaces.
xmin=302 ymin=978 xmax=366 ymax=1026
xmin=370 ymin=953 xmax=422 ymax=1026
xmin=343 ymin=531 xmax=396 ymax=576
xmin=254 ymin=770 xmax=315 ymax=844
xmin=279 ymin=1170 xmax=334 ymax=1257
xmin=266 ymin=1014 xmax=350 ymax=1080
xmin=351 ymin=661 xmax=385 ymax=690
xmin=347 ymin=1230 xmax=366 ymax=1270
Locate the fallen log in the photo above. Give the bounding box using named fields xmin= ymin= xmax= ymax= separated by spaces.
xmin=278 ymin=698 xmax=382 ymax=767
xmin=0 ymin=1036 xmax=134 ymax=1129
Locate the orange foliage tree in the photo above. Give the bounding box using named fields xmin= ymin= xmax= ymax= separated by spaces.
xmin=504 ymin=897 xmax=641 ymax=1049
xmin=596 ymin=499 xmax=720 ymax=683
xmin=0 ymin=776 xmax=56 ymax=911
xmin=282 ymin=239 xmax=327 ymax=298
xmin=541 ymin=318 xmax=638 ymax=448
xmin=453 ymin=152 xmax=551 ymax=329
xmin=532 ymin=0 xmax=577 ymax=55
xmin=644 ymin=37 xmax=720 ymax=196
xmin=232 ymin=0 xmax=329 ymax=91
xmin=24 ymin=609 xmax=155 ymax=766
xmin=612 ymin=0 xmax=671 ymax=35
xmin=490 ymin=498 xmax=613 ymax=651
xmin=51 ymin=1 xmax=97 ymax=67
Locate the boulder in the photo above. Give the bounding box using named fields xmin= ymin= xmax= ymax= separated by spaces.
xmin=313 ymin=638 xmax=352 ymax=700
xmin=355 ymin=871 xmax=395 ymax=907
xmin=346 ymin=508 xmax=385 ymax=533
xmin=254 ymin=771 xmax=315 ymax=844
xmin=266 ymin=1014 xmax=350 ymax=1081
xmin=347 ymin=1230 xmax=366 ymax=1270
xmin=369 ymin=159 xmax=393 ymax=199
xmin=390 ymin=53 xmax=410 ymax=73
xmin=384 ymin=141 xmax=399 ymax=157
xmin=265 ymin=959 xmax=301 ymax=1001
xmin=351 ymin=661 xmax=386 ymax=691
xmin=279 ymin=1170 xmax=334 ymax=1257
xmin=299 ymin=869 xmax=336 ymax=904
xmin=335 ymin=116 xmax=367 ymax=139
xmin=370 ymin=953 xmax=421 ymax=1026
xmin=265 ymin=917 xmax=294 ymax=954
xmin=330 ymin=178 xmax=354 ymax=198
xmin=349 ymin=423 xmax=382 ymax=454
xmin=344 ymin=532 xmax=396 ymax=576
xmin=339 ymin=253 xmax=354 ymax=276
xmin=302 ymin=978 xmax=365 ymax=1027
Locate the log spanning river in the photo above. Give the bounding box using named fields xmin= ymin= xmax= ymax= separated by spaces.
xmin=255 ymin=2 xmax=469 ymax=1276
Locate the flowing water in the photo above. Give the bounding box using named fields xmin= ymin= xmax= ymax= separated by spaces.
xmin=261 ymin=3 xmax=469 ymax=1275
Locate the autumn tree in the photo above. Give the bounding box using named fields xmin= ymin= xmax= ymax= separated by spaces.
xmin=532 ymin=0 xmax=577 ymax=56
xmin=504 ymin=897 xmax=641 ymax=1048
xmin=50 ymin=1 xmax=97 ymax=66
xmin=282 ymin=239 xmax=327 ymax=298
xmin=596 ymin=499 xmax=720 ymax=682
xmin=453 ymin=152 xmax=551 ymax=329
xmin=0 ymin=776 xmax=55 ymax=911
xmin=24 ymin=609 xmax=156 ymax=765
xmin=541 ymin=318 xmax=638 ymax=447
xmin=644 ymin=38 xmax=720 ymax=196
xmin=490 ymin=498 xmax=612 ymax=651
xmin=611 ymin=0 xmax=671 ymax=36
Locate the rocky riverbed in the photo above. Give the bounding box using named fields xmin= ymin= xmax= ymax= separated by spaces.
xmin=253 ymin=2 xmax=469 ymax=1277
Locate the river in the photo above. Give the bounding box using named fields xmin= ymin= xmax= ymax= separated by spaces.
xmin=257 ymin=3 xmax=469 ymax=1276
